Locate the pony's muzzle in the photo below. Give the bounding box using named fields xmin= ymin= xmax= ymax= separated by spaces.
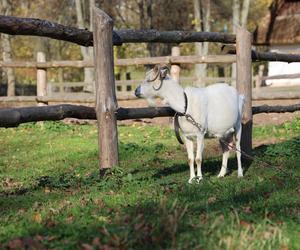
xmin=135 ymin=85 xmax=142 ymax=98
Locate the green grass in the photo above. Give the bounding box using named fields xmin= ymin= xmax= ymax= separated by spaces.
xmin=0 ymin=119 xmax=300 ymax=249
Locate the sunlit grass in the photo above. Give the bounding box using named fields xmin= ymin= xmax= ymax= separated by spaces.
xmin=0 ymin=120 xmax=299 ymax=249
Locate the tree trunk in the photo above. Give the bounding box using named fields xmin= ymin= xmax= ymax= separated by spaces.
xmin=194 ymin=0 xmax=210 ymax=87
xmin=2 ymin=34 xmax=15 ymax=96
xmin=146 ymin=0 xmax=156 ymax=57
xmin=1 ymin=0 xmax=15 ymax=96
xmin=231 ymin=0 xmax=240 ymax=87
xmin=231 ymin=0 xmax=251 ymax=87
xmin=202 ymin=0 xmax=210 ymax=81
xmin=240 ymin=0 xmax=251 ymax=28
xmin=75 ymin=0 xmax=94 ymax=93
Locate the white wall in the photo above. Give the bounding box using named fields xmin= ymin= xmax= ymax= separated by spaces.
xmin=266 ymin=45 xmax=300 ymax=86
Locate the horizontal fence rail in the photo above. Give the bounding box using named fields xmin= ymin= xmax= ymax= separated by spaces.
xmin=3 ymin=86 xmax=300 ymax=105
xmin=0 ymin=55 xmax=236 ymax=68
xmin=1 ymin=15 xmax=300 ymax=63
xmin=222 ymin=45 xmax=300 ymax=63
xmin=261 ymin=73 xmax=300 ymax=81
xmin=0 ymin=15 xmax=236 ymax=46
xmin=1 ymin=104 xmax=300 ymax=128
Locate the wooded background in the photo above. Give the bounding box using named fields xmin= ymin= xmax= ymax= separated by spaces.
xmin=0 ymin=0 xmax=272 ymax=96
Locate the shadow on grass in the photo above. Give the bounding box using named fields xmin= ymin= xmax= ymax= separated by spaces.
xmin=152 ymin=157 xmax=250 ymax=179
xmin=2 ymin=174 xmax=299 ymax=249
xmin=1 ymin=138 xmax=299 ymax=224
xmin=151 ymin=140 xmax=288 ymax=180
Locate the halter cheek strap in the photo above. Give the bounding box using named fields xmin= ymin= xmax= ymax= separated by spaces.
xmin=152 ymin=78 xmax=164 ymax=91
xmin=149 ymin=66 xmax=170 ymax=91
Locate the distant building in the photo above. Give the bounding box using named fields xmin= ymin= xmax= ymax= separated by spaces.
xmin=254 ymin=0 xmax=300 ymax=86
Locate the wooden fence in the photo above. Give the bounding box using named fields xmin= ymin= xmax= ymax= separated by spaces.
xmin=1 ymin=9 xmax=300 ymax=173
xmin=0 ymin=51 xmax=237 ymax=102
xmin=1 ymin=51 xmax=300 ymax=104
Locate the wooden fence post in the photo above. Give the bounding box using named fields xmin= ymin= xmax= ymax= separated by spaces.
xmin=36 ymin=51 xmax=47 ymax=105
xmin=170 ymin=46 xmax=180 ymax=83
xmin=255 ymin=64 xmax=264 ymax=89
xmin=93 ymin=7 xmax=119 ymax=172
xmin=236 ymin=26 xmax=252 ymax=156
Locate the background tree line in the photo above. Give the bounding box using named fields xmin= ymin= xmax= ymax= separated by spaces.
xmin=0 ymin=0 xmax=272 ymax=96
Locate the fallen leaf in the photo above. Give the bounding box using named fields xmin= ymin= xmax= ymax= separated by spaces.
xmin=208 ymin=196 xmax=216 ymax=204
xmin=7 ymin=239 xmax=23 ymax=249
xmin=33 ymin=213 xmax=42 ymax=223
xmin=280 ymin=246 xmax=289 ymax=250
xmin=240 ymin=220 xmax=251 ymax=228
xmin=82 ymin=243 xmax=93 ymax=250
xmin=242 ymin=206 xmax=252 ymax=214
xmin=92 ymin=237 xmax=101 ymax=246
xmin=66 ymin=216 xmax=74 ymax=224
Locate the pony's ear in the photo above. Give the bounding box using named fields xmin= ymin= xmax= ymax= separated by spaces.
xmin=159 ymin=64 xmax=170 ymax=79
xmin=152 ymin=65 xmax=159 ymax=74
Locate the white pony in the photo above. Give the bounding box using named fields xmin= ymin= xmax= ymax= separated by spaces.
xmin=135 ymin=65 xmax=245 ymax=183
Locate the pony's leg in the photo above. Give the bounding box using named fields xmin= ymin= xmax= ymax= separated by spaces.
xmin=185 ymin=137 xmax=195 ymax=183
xmin=218 ymin=134 xmax=233 ymax=178
xmin=235 ymin=124 xmax=243 ymax=178
xmin=195 ymin=134 xmax=205 ymax=181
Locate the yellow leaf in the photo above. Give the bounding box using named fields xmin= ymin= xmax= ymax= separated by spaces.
xmin=33 ymin=213 xmax=42 ymax=223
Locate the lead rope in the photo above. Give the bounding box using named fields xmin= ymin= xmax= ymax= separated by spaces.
xmin=183 ymin=113 xmax=300 ymax=180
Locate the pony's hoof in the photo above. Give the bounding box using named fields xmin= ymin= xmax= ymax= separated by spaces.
xmin=196 ymin=176 xmax=203 ymax=183
xmin=217 ymin=173 xmax=225 ymax=178
xmin=188 ymin=177 xmax=197 ymax=184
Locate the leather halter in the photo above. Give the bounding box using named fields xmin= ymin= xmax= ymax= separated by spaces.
xmin=148 ymin=73 xmax=166 ymax=91
xmin=174 ymin=92 xmax=188 ymax=145
xmin=152 ymin=78 xmax=164 ymax=91
xmin=148 ymin=65 xmax=170 ymax=91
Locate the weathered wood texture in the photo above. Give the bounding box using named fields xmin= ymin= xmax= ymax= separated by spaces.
xmin=170 ymin=46 xmax=180 ymax=83
xmin=0 ymin=60 xmax=94 ymax=68
xmin=93 ymin=8 xmax=119 ymax=169
xmin=36 ymin=51 xmax=47 ymax=106
xmin=0 ymin=95 xmax=95 ymax=103
xmin=0 ymin=105 xmax=96 ymax=127
xmin=0 ymin=15 xmax=236 ymax=46
xmin=116 ymin=55 xmax=237 ymax=66
xmin=251 ymin=51 xmax=300 ymax=63
xmin=261 ymin=73 xmax=300 ymax=81
xmin=252 ymin=90 xmax=300 ymax=100
xmin=252 ymin=104 xmax=300 ymax=114
xmin=0 ymin=105 xmax=175 ymax=127
xmin=254 ymin=65 xmax=264 ymax=89
xmin=236 ymin=27 xmax=252 ymax=156
xmin=1 ymin=104 xmax=300 ymax=128
xmin=1 ymin=15 xmax=300 ymax=63
xmin=1 ymin=53 xmax=299 ymax=70
xmin=0 ymin=55 xmax=236 ymax=68
xmin=3 ymin=86 xmax=300 ymax=104
xmin=222 ymin=45 xmax=300 ymax=63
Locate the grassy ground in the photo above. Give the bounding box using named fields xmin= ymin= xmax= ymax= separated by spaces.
xmin=0 ymin=119 xmax=300 ymax=249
